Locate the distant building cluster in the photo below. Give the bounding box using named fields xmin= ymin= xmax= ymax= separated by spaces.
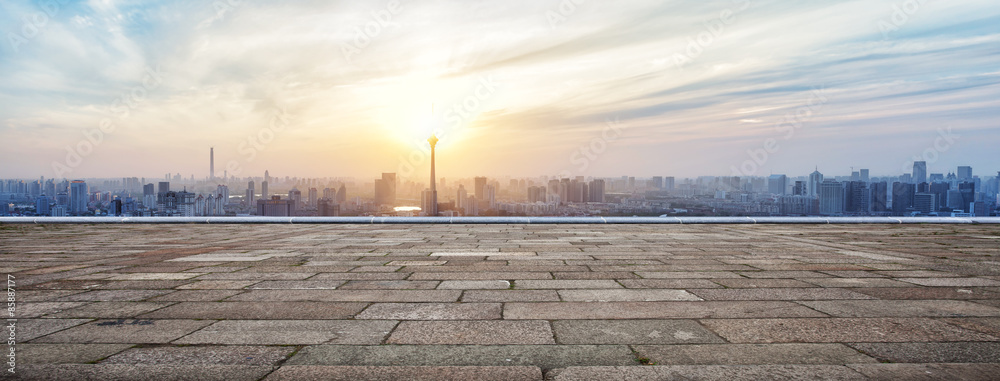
xmin=1 ymin=161 xmax=997 ymax=218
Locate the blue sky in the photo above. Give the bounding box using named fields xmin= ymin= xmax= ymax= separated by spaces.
xmin=1 ymin=0 xmax=998 ymax=180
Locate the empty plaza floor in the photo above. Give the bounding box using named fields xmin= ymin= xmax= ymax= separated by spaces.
xmin=2 ymin=223 xmax=1000 ymax=380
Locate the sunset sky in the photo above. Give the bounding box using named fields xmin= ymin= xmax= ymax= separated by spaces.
xmin=1 ymin=0 xmax=998 ymax=181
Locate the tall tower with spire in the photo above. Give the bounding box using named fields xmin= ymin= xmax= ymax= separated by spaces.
xmin=427 ymin=134 xmax=439 ymax=216
xmin=210 ymin=147 xmax=215 ymax=180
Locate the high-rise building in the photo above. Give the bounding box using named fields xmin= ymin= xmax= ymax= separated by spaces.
xmin=892 ymin=182 xmax=916 ymax=215
xmin=35 ymin=195 xmax=51 ymax=216
xmin=818 ymin=180 xmax=844 ymax=215
xmin=588 ymin=179 xmax=606 ymax=203
xmin=474 ymin=177 xmax=488 ymax=199
xmin=870 ymin=182 xmax=888 ymax=212
xmin=651 ymin=176 xmax=663 ymax=189
xmin=808 ymin=168 xmax=823 ymax=197
xmin=768 ymin=174 xmax=788 ymax=195
xmin=912 ymin=161 xmax=927 ymax=184
xmin=527 ymin=186 xmax=546 ymax=203
xmin=860 ymin=169 xmax=869 ymax=182
xmin=246 ymin=181 xmax=255 ymax=204
xmin=337 ymin=184 xmax=347 ymax=204
xmin=958 ymin=166 xmax=972 ymax=181
xmin=483 ymin=184 xmax=496 ymax=210
xmin=457 ymin=185 xmax=468 ymax=211
xmin=845 ymin=181 xmax=869 ymax=214
xmin=308 ymin=188 xmax=318 ymax=208
xmin=257 ymin=196 xmax=296 ymax=216
xmin=261 ymin=181 xmax=269 ymax=200
xmin=288 ymin=188 xmax=301 ymax=209
xmin=318 ymin=198 xmax=339 ymax=216
xmin=70 ymin=180 xmax=88 ymax=215
xmin=374 ymin=173 xmax=397 ymax=206
xmin=0 ymin=202 xmax=8 ymax=216
xmin=209 ymin=147 xmax=215 ymax=180
xmin=663 ymin=177 xmax=675 ymax=190
xmin=913 ymin=193 xmax=937 ymax=214
xmin=929 ymin=182 xmax=950 ymax=212
xmin=792 ymin=181 xmax=806 ymax=196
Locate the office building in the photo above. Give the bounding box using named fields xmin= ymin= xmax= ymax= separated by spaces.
xmin=870 ymin=182 xmax=888 ymax=212
xmin=808 ymin=168 xmax=823 ymax=197
xmin=912 ymin=161 xmax=927 ymax=184
xmin=308 ymin=188 xmax=318 ymax=208
xmin=374 ymin=173 xmax=397 ymax=206
xmin=958 ymin=166 xmax=972 ymax=181
xmin=36 ymin=195 xmax=51 ymax=216
xmin=913 ymin=193 xmax=937 ymax=214
xmin=845 ymin=181 xmax=869 ymax=214
xmin=474 ymin=177 xmax=488 ymax=199
xmin=70 ymin=180 xmax=88 ymax=215
xmin=257 ymin=196 xmax=296 ymax=216
xmin=892 ymin=182 xmax=916 ymax=215
xmin=768 ymin=174 xmax=788 ymax=195
xmin=818 ymin=180 xmax=844 ymax=215
xmin=588 ymin=179 xmax=605 ymax=203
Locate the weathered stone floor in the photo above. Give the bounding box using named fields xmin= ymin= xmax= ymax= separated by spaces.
xmin=2 ymin=223 xmax=1000 ymax=380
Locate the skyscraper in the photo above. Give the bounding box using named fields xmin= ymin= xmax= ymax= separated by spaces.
xmin=844 ymin=181 xmax=869 ymax=214
xmin=588 ymin=179 xmax=606 ymax=203
xmin=808 ymin=168 xmax=823 ymax=197
xmin=209 ymin=147 xmax=215 ymax=180
xmin=374 ymin=173 xmax=397 ymax=206
xmin=474 ymin=177 xmax=488 ymax=200
xmin=768 ymin=174 xmax=788 ymax=195
xmin=870 ymin=182 xmax=888 ymax=212
xmin=246 ymin=181 xmax=255 ymax=204
xmin=308 ymin=188 xmax=318 ymax=208
xmin=958 ymin=166 xmax=972 ymax=181
xmin=892 ymin=182 xmax=916 ymax=215
xmin=427 ymin=135 xmax=439 ymax=217
xmin=70 ymin=180 xmax=88 ymax=215
xmin=261 ymin=181 xmax=269 ymax=200
xmin=912 ymin=161 xmax=927 ymax=184
xmin=818 ymin=180 xmax=844 ymax=215
xmin=860 ymin=169 xmax=869 ymax=183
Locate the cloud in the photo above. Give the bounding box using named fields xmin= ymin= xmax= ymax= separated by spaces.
xmin=0 ymin=0 xmax=998 ymax=180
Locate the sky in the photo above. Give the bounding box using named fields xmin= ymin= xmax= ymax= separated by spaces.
xmin=1 ymin=0 xmax=998 ymax=181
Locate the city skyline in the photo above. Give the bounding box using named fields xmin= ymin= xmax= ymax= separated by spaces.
xmin=1 ymin=1 xmax=998 ymax=179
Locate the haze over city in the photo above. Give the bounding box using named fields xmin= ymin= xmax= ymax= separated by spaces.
xmin=1 ymin=0 xmax=998 ymax=180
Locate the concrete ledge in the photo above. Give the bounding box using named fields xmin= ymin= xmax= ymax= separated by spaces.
xmin=1 ymin=216 xmax=999 ymax=224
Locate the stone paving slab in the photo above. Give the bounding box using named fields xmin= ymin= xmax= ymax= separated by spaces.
xmin=633 ymin=343 xmax=877 ymax=365
xmin=17 ymin=344 xmax=134 ymax=364
xmin=547 ymin=365 xmax=867 ymax=380
xmin=847 ymin=363 xmax=1000 ymax=381
xmin=848 ymin=342 xmax=1000 ymax=363
xmin=138 ymin=301 xmax=368 ymax=319
xmin=31 ymin=319 xmax=214 ymax=344
xmin=552 ymin=320 xmax=724 ymax=344
xmin=173 ymin=320 xmax=397 ymax=345
xmin=387 ymin=320 xmax=555 ymax=344
xmin=702 ymin=318 xmax=999 ymax=343
xmin=264 ymin=366 xmax=543 ymax=381
xmin=11 ymin=365 xmax=275 ymax=381
xmin=101 ymin=345 xmax=295 ymax=365
xmin=285 ymin=345 xmax=636 ymax=368
xmin=504 ymin=301 xmax=826 ymax=319
xmin=357 ymin=303 xmax=501 ymax=320
xmin=5 ymin=224 xmax=1000 ymax=379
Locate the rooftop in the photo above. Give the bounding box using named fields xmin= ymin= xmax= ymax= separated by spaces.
xmin=4 ymin=223 xmax=1000 ymax=380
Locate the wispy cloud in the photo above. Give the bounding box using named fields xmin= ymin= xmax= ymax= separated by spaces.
xmin=1 ymin=0 xmax=997 ymax=179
